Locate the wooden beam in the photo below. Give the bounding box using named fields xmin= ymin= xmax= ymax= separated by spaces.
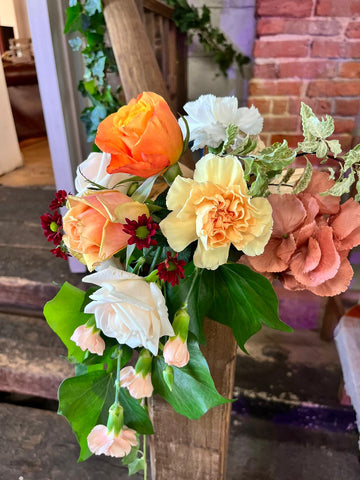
xmin=149 ymin=319 xmax=237 ymax=480
xmin=102 ymin=0 xmax=172 ymax=107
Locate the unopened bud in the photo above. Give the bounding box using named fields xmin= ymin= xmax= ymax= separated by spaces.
xmin=172 ymin=306 xmax=190 ymax=342
xmin=163 ymin=365 xmax=174 ymax=391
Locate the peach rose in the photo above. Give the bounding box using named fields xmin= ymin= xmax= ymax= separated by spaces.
xmin=62 ymin=190 xmax=148 ymax=271
xmin=159 ymin=154 xmax=273 ymax=270
xmin=95 ymin=92 xmax=183 ymax=178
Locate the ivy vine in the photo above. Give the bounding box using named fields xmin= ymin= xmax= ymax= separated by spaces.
xmin=65 ymin=0 xmax=250 ymax=142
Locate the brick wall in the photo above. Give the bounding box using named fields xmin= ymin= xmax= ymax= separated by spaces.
xmin=248 ymin=0 xmax=360 ymax=149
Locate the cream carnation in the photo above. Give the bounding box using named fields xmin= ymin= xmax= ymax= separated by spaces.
xmin=83 ymin=266 xmax=174 ymax=355
xmin=160 ymin=154 xmax=273 ymax=270
xmin=179 ymin=94 xmax=263 ymax=151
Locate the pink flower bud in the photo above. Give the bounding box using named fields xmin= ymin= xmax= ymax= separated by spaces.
xmin=70 ymin=324 xmax=105 ymax=355
xmin=120 ymin=366 xmax=153 ymax=399
xmin=87 ymin=424 xmax=137 ymax=458
xmin=163 ymin=335 xmax=189 ymax=368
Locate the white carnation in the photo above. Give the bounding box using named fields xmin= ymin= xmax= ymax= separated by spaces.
xmin=75 ymin=152 xmax=131 ymax=196
xmin=83 ymin=267 xmax=174 ymax=355
xmin=179 ymin=94 xmax=263 ymax=151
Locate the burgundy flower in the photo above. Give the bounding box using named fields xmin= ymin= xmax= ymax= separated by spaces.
xmin=157 ymin=252 xmax=186 ymax=287
xmin=122 ymin=214 xmax=159 ymax=249
xmin=49 ymin=190 xmax=68 ymax=211
xmin=50 ymin=246 xmax=68 ymax=260
xmin=40 ymin=210 xmax=63 ymax=245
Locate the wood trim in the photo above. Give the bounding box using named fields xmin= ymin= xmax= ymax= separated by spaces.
xmin=143 ymin=0 xmax=174 ymax=19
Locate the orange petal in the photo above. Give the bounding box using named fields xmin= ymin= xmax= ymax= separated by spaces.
xmin=247 ymin=237 xmax=295 ymax=273
xmin=291 ymin=226 xmax=340 ymax=287
xmin=95 ymin=113 xmax=131 ymax=155
xmin=309 ymin=257 xmax=354 ymax=297
xmin=303 ymin=170 xmax=340 ymax=214
xmin=269 ymin=194 xmax=306 ymax=237
xmin=330 ymin=198 xmax=360 ymax=250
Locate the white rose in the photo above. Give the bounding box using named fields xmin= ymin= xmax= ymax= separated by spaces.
xmin=75 ymin=152 xmax=131 ymax=196
xmin=83 ymin=266 xmax=174 ymax=355
xmin=179 ymin=94 xmax=263 ymax=151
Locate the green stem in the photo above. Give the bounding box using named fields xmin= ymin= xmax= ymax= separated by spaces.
xmin=149 ymin=247 xmax=162 ymax=273
xmin=115 ymin=346 xmax=122 ymax=402
xmin=143 ymin=433 xmax=147 ymax=480
xmin=184 ymin=267 xmax=199 ymax=307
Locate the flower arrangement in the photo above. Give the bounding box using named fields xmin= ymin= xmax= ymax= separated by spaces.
xmin=41 ymin=91 xmax=360 ymax=477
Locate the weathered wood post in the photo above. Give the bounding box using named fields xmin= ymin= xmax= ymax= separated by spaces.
xmin=102 ymin=2 xmax=237 ymax=478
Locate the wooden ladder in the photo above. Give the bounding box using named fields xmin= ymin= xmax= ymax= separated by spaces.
xmin=102 ymin=1 xmax=237 ymax=479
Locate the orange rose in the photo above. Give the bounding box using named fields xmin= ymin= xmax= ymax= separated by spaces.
xmin=62 ymin=190 xmax=148 ymax=271
xmin=95 ymin=92 xmax=183 ymax=178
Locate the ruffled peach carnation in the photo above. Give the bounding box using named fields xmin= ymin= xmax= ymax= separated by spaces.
xmin=95 ymin=92 xmax=183 ymax=178
xmin=163 ymin=335 xmax=190 ymax=368
xmin=62 ymin=190 xmax=148 ymax=271
xmin=70 ymin=324 xmax=105 ymax=356
xmin=159 ymin=154 xmax=273 ymax=270
xmin=87 ymin=424 xmax=137 ymax=458
xmin=247 ymin=171 xmax=360 ymax=297
xmin=120 ymin=366 xmax=153 ymax=399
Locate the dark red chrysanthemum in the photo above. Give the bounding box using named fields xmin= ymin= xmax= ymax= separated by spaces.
xmin=40 ymin=210 xmax=63 ymax=245
xmin=50 ymin=245 xmax=68 ymax=260
xmin=49 ymin=190 xmax=68 ymax=211
xmin=122 ymin=214 xmax=159 ymax=249
xmin=157 ymin=252 xmax=186 ymax=287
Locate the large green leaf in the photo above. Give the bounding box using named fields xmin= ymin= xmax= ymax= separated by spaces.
xmin=43 ymin=282 xmax=91 ymax=362
xmin=202 ymin=264 xmax=292 ymax=352
xmin=58 ymin=370 xmax=153 ymax=462
xmin=58 ymin=370 xmax=114 ymax=461
xmin=152 ymin=337 xmax=230 ymax=419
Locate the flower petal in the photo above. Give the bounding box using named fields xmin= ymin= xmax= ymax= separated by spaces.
xmin=193 ymin=242 xmax=230 ymax=270
xmin=193 ymin=154 xmax=246 ymax=188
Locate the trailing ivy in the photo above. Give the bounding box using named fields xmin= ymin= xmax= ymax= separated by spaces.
xmin=165 ymin=0 xmax=250 ymax=76
xmin=65 ymin=0 xmax=123 ymax=142
xmin=65 ymin=0 xmax=250 ymax=143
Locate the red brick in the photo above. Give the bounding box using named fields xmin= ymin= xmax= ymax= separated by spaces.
xmin=249 ymin=79 xmax=303 ymax=96
xmin=272 ymin=18 xmax=341 ymax=36
xmin=316 ymin=0 xmax=360 ymax=16
xmin=272 ymin=98 xmax=289 ymax=115
xmin=289 ymin=98 xmax=333 ymax=115
xmin=333 ymin=118 xmax=355 ymax=134
xmin=254 ymin=39 xmax=309 ymax=58
xmin=311 ymin=40 xmax=346 ymax=58
xmin=334 ymin=99 xmax=360 ymax=116
xmin=346 ymin=42 xmax=360 ymax=58
xmin=330 ymin=134 xmax=353 ymax=151
xmin=307 ymin=80 xmax=360 ymax=97
xmin=257 ymin=18 xmax=285 ymax=36
xmin=263 ymin=115 xmax=299 ymax=132
xmin=257 ymin=0 xmax=313 ymax=17
xmin=346 ymin=21 xmax=360 ymax=39
xmin=248 ymin=97 xmax=272 ymax=114
xmin=339 ymin=62 xmax=360 ymax=79
xmin=279 ymin=60 xmax=338 ymax=79
xmin=271 ymin=134 xmax=303 ymax=148
xmin=253 ymin=63 xmax=278 ymax=79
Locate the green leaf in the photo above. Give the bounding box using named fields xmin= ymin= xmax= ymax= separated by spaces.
xmin=84 ymin=0 xmax=102 ymax=16
xmin=222 ymin=123 xmax=238 ymax=153
xmin=166 ymin=264 xmax=207 ymax=344
xmin=118 ymin=388 xmax=154 ymax=435
xmin=43 ymin=282 xmax=91 ymax=362
xmin=203 ymin=264 xmax=292 ymax=352
xmin=320 ymin=170 xmax=355 ymax=197
xmin=58 ymin=370 xmax=114 ymax=461
xmin=68 ymin=36 xmax=82 ymax=51
xmin=152 ymin=337 xmax=230 ymax=419
xmin=131 ymin=173 xmax=160 ymax=202
xmin=128 ymin=457 xmax=145 ymax=476
xmin=64 ymin=3 xmax=83 ymax=34
xmin=315 ymin=140 xmax=328 ymax=159
xmin=326 ymin=139 xmax=342 ymax=157
xmin=292 ymin=159 xmax=313 ymax=194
